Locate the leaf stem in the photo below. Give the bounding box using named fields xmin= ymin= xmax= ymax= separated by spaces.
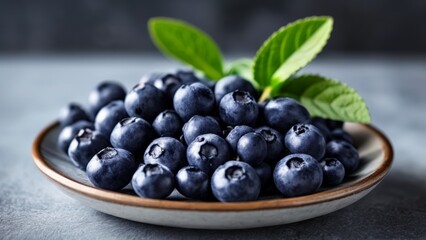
xmin=259 ymin=86 xmax=273 ymax=102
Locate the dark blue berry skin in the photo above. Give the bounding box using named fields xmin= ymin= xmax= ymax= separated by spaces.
xmin=285 ymin=123 xmax=326 ymax=160
xmin=94 ymin=100 xmax=129 ymax=138
xmin=187 ymin=134 xmax=231 ymax=175
xmin=237 ymin=132 xmax=267 ymax=167
xmin=254 ymin=163 xmax=272 ymax=189
xmin=175 ymin=70 xmax=200 ymax=84
xmin=320 ymin=158 xmax=345 ymax=186
xmin=225 ymin=125 xmax=254 ymax=153
xmin=58 ymin=120 xmax=94 ymax=153
xmin=264 ymin=97 xmax=310 ymax=134
xmin=214 ymin=75 xmax=258 ymax=104
xmin=125 ymin=83 xmax=168 ymax=123
xmin=211 ymin=161 xmax=261 ymax=202
xmin=308 ymin=117 xmax=331 ymax=140
xmin=182 ymin=115 xmax=222 ymax=145
xmin=86 ymin=147 xmax=137 ymax=190
xmin=173 ymin=82 xmax=215 ymax=122
xmin=219 ymin=90 xmax=259 ymax=127
xmin=143 ymin=137 xmax=186 ymax=174
xmin=88 ymin=81 xmax=126 ymax=119
xmin=59 ymin=103 xmax=90 ymax=128
xmin=328 ymin=128 xmax=353 ymax=144
xmin=152 ymin=110 xmax=183 ymax=138
xmin=110 ymin=117 xmax=155 ymax=157
xmin=68 ymin=128 xmax=110 ymax=170
xmin=149 ymin=73 xmax=185 ymax=99
xmin=273 ymin=154 xmax=323 ymax=197
xmin=255 ymin=126 xmax=285 ymax=164
xmin=326 ymin=140 xmax=359 ymax=174
xmin=132 ymin=163 xmax=175 ymax=199
xmin=176 ymin=166 xmax=211 ymax=200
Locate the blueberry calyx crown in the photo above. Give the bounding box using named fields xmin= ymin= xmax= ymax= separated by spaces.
xmin=259 ymin=129 xmax=276 ymax=142
xmin=200 ymin=143 xmax=218 ymax=160
xmin=286 ymin=157 xmax=304 ymax=168
xmin=97 ymin=147 xmax=118 ymax=159
xmin=225 ymin=165 xmax=246 ymax=181
xmin=148 ymin=144 xmax=164 ymax=158
xmin=76 ymin=128 xmax=94 ymax=141
xmin=293 ymin=124 xmax=309 ymax=135
xmin=232 ymin=90 xmax=252 ymax=104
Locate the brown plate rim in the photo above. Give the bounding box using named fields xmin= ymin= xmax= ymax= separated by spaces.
xmin=32 ymin=121 xmax=393 ymax=212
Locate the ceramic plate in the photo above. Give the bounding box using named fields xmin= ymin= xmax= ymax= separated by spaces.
xmin=32 ymin=122 xmax=392 ymax=229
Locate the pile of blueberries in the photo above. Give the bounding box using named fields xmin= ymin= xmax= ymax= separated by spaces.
xmin=57 ymin=71 xmax=360 ymax=202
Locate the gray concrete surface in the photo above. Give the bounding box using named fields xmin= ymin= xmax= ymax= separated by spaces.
xmin=1 ymin=54 xmax=425 ymax=239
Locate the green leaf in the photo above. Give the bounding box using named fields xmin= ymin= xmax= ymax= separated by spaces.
xmin=225 ymin=58 xmax=257 ymax=88
xmin=253 ymin=16 xmax=333 ymax=89
xmin=277 ymin=75 xmax=371 ymax=123
xmin=149 ymin=17 xmax=224 ymax=80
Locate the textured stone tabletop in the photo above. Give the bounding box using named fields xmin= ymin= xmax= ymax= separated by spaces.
xmin=1 ymin=54 xmax=425 ymax=239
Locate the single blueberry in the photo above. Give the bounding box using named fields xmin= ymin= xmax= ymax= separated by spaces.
xmin=86 ymin=147 xmax=137 ymax=190
xmin=255 ymin=126 xmax=285 ymax=164
xmin=68 ymin=128 xmax=110 ymax=170
xmin=211 ymin=161 xmax=261 ymax=202
xmin=219 ymin=90 xmax=259 ymax=127
xmin=214 ymin=75 xmax=258 ymax=104
xmin=320 ymin=158 xmax=346 ymax=186
xmin=273 ymin=154 xmax=323 ymax=197
xmin=187 ymin=134 xmax=231 ymax=175
xmin=325 ymin=140 xmax=359 ymax=174
xmin=110 ymin=117 xmax=155 ymax=157
xmin=237 ymin=132 xmax=267 ymax=167
xmin=143 ymin=137 xmax=186 ymax=173
xmin=176 ymin=166 xmax=211 ymax=200
xmin=125 ymin=83 xmax=168 ymax=122
xmin=264 ymin=97 xmax=310 ymax=134
xmin=94 ymin=100 xmax=128 ymax=138
xmin=88 ymin=81 xmax=126 ymax=119
xmin=182 ymin=115 xmax=222 ymax=145
xmin=175 ymin=70 xmax=200 ymax=84
xmin=149 ymin=73 xmax=185 ymax=99
xmin=132 ymin=163 xmax=175 ymax=199
xmin=225 ymin=125 xmax=255 ymax=153
xmin=152 ymin=110 xmax=183 ymax=138
xmin=173 ymin=82 xmax=215 ymax=122
xmin=285 ymin=123 xmax=326 ymax=160
xmin=59 ymin=103 xmax=90 ymax=128
xmin=58 ymin=120 xmax=94 ymax=153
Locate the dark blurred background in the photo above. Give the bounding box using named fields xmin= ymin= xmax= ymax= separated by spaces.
xmin=1 ymin=0 xmax=425 ymax=54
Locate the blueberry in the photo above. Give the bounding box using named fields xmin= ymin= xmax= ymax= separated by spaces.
xmin=94 ymin=100 xmax=128 ymax=138
xmin=125 ymin=83 xmax=168 ymax=122
xmin=132 ymin=163 xmax=175 ymax=199
xmin=225 ymin=125 xmax=254 ymax=153
xmin=325 ymin=140 xmax=359 ymax=174
xmin=68 ymin=128 xmax=110 ymax=170
xmin=182 ymin=115 xmax=222 ymax=145
xmin=143 ymin=137 xmax=186 ymax=173
xmin=214 ymin=75 xmax=258 ymax=104
xmin=255 ymin=126 xmax=285 ymax=163
xmin=237 ymin=132 xmax=267 ymax=167
xmin=59 ymin=103 xmax=90 ymax=128
xmin=219 ymin=90 xmax=259 ymax=127
xmin=187 ymin=134 xmax=231 ymax=175
xmin=308 ymin=117 xmax=331 ymax=140
xmin=88 ymin=81 xmax=126 ymax=119
xmin=110 ymin=117 xmax=155 ymax=157
xmin=273 ymin=154 xmax=323 ymax=197
xmin=176 ymin=166 xmax=211 ymax=200
xmin=173 ymin=82 xmax=215 ymax=122
xmin=86 ymin=147 xmax=137 ymax=190
xmin=175 ymin=70 xmax=200 ymax=84
xmin=285 ymin=123 xmax=326 ymax=160
xmin=328 ymin=128 xmax=353 ymax=144
xmin=254 ymin=163 xmax=272 ymax=189
xmin=152 ymin=110 xmax=183 ymax=138
xmin=58 ymin=120 xmax=94 ymax=153
xmin=211 ymin=160 xmax=261 ymax=202
xmin=320 ymin=158 xmax=345 ymax=186
xmin=264 ymin=97 xmax=310 ymax=134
